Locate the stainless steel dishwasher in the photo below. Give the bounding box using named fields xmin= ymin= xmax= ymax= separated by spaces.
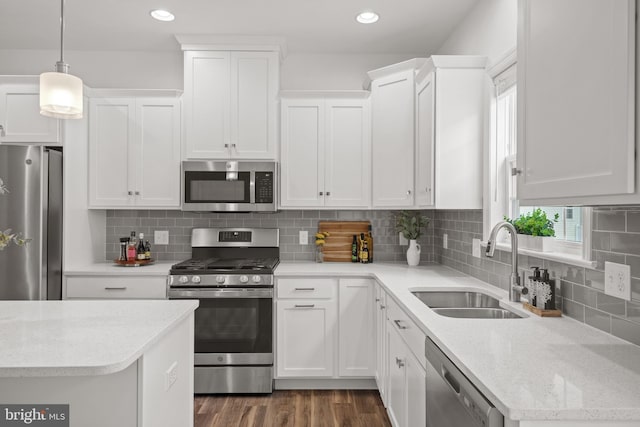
xmin=425 ymin=337 xmax=504 ymax=427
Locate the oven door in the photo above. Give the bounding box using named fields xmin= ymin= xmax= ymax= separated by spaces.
xmin=168 ymin=288 xmax=273 ymax=365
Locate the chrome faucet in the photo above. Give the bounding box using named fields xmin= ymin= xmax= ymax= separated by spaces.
xmin=486 ymin=221 xmax=528 ymax=302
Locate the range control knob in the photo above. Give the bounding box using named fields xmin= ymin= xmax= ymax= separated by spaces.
xmin=252 ymin=275 xmax=262 ymax=283
xmin=179 ymin=276 xmax=189 ymax=284
xmin=191 ymin=276 xmax=201 ymax=284
xmin=216 ymin=275 xmax=226 ymax=284
xmin=239 ymin=275 xmax=249 ymax=284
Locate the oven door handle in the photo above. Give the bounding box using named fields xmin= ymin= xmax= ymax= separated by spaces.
xmin=168 ymin=288 xmax=273 ymax=299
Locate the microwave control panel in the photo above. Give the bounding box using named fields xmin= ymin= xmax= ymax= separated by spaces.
xmin=255 ymin=172 xmax=274 ymax=204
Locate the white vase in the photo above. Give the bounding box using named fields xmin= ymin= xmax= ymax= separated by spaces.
xmin=406 ymin=239 xmax=421 ymax=266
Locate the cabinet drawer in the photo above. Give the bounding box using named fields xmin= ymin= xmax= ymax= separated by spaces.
xmin=277 ymin=278 xmax=337 ymax=299
xmin=65 ymin=276 xmax=167 ymax=299
xmin=387 ymin=297 xmax=426 ymax=369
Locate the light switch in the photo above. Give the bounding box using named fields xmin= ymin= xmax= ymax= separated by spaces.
xmin=299 ymin=230 xmax=308 ymax=245
xmin=443 ymin=233 xmax=448 ymax=249
xmin=472 ymin=238 xmax=481 ymax=258
xmin=605 ymin=261 xmax=631 ymax=301
xmin=399 ymin=232 xmax=408 ymax=246
xmin=154 ymin=230 xmax=169 ymax=245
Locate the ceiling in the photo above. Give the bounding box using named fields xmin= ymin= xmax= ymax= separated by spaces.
xmin=0 ymin=0 xmax=479 ymax=54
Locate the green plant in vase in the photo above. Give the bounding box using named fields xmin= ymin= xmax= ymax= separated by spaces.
xmin=393 ymin=211 xmax=430 ymax=266
xmin=504 ymin=208 xmax=559 ymax=237
xmin=0 ymin=177 xmax=30 ymax=250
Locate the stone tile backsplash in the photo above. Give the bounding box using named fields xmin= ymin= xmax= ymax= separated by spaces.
xmin=433 ymin=207 xmax=640 ymax=347
xmin=105 ymin=209 xmax=436 ymax=264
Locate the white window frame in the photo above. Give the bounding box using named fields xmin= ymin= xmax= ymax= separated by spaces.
xmin=483 ymin=49 xmax=595 ymax=268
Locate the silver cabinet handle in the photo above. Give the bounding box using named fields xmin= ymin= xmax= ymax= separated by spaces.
xmin=394 ymin=319 xmax=408 ymax=330
xmin=326 ymin=192 xmax=331 ymax=196
xmin=375 ymin=298 xmax=380 ymax=302
xmin=407 ymin=190 xmax=412 ymax=195
xmin=0 ymin=125 xmax=5 ymax=137
xmin=379 ymin=304 xmax=386 ymax=310
xmin=396 ymin=357 xmax=405 ymax=368
xmin=319 ymin=192 xmax=323 ymax=196
xmin=105 ymin=287 xmax=127 ymax=290
xmin=294 ymin=304 xmax=315 ymax=308
xmin=127 ymin=191 xmax=133 ymax=196
xmin=224 ymin=143 xmax=229 ymax=148
xmin=294 ymin=287 xmax=315 ymax=291
xmin=135 ymin=191 xmax=140 ymax=196
xmin=231 ymin=143 xmax=236 ymax=148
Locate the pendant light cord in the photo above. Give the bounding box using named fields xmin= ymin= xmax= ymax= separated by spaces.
xmin=59 ymin=0 xmax=65 ymax=64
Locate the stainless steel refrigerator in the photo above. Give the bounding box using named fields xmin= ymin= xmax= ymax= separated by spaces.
xmin=0 ymin=145 xmax=62 ymax=300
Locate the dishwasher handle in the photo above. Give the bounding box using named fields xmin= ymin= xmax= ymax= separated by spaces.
xmin=425 ymin=337 xmax=504 ymax=427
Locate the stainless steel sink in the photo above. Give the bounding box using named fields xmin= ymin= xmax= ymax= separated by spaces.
xmin=411 ymin=291 xmax=523 ymax=319
xmin=432 ymin=307 xmax=522 ymax=319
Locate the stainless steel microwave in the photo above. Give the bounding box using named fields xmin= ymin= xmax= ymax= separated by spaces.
xmin=182 ymin=161 xmax=277 ymax=212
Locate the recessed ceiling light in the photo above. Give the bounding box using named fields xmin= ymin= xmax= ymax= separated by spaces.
xmin=356 ymin=10 xmax=379 ymax=24
xmin=150 ymin=9 xmax=175 ymax=22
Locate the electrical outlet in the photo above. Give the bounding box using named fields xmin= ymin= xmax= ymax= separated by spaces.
xmin=443 ymin=233 xmax=448 ymax=249
xmin=165 ymin=361 xmax=178 ymax=391
xmin=299 ymin=230 xmax=308 ymax=245
xmin=472 ymin=238 xmax=481 ymax=258
xmin=398 ymin=232 xmax=408 ymax=246
xmin=605 ymin=262 xmax=631 ymax=301
xmin=154 ymin=230 xmax=169 ymax=245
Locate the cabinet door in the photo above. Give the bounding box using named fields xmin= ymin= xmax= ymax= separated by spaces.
xmin=324 ymin=99 xmax=371 ymax=207
xmin=134 ymin=98 xmax=181 ymax=207
xmin=415 ymin=73 xmax=435 ymax=208
xmin=0 ymin=83 xmax=59 ymax=144
xmin=89 ymin=98 xmax=135 ymax=207
xmin=184 ymin=51 xmax=230 ymax=159
xmin=280 ymin=99 xmax=325 ymax=207
xmin=386 ymin=323 xmax=406 ymax=427
xmin=518 ymin=0 xmax=635 ymax=201
xmin=371 ymin=71 xmax=415 ymax=207
xmin=338 ymin=279 xmax=375 ymax=377
xmin=229 ymin=52 xmax=278 ymax=159
xmin=405 ymin=350 xmax=426 ymax=427
xmin=276 ymin=300 xmax=336 ymax=377
xmin=375 ymin=285 xmax=388 ymax=405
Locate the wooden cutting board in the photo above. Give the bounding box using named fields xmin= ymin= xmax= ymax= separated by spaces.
xmin=317 ymin=221 xmax=370 ymax=262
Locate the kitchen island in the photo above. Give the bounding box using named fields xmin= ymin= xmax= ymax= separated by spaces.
xmin=0 ymin=300 xmax=198 ymax=427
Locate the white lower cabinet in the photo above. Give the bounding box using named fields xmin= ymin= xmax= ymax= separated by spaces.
xmin=276 ymin=299 xmax=336 ymax=377
xmin=384 ymin=297 xmax=427 ymax=427
xmin=275 ymin=277 xmax=375 ymax=379
xmin=64 ymin=276 xmax=167 ymax=299
xmin=375 ymin=284 xmax=389 ymax=405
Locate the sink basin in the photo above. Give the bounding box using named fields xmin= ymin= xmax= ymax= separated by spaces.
xmin=432 ymin=307 xmax=522 ymax=319
xmin=411 ymin=291 xmax=523 ymax=319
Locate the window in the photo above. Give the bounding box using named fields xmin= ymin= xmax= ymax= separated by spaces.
xmin=485 ymin=55 xmax=591 ymax=262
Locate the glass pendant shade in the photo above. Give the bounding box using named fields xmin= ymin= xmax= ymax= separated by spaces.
xmin=39 ymin=71 xmax=83 ymax=119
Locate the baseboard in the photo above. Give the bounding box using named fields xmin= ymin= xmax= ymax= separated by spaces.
xmin=274 ymin=378 xmax=377 ymax=390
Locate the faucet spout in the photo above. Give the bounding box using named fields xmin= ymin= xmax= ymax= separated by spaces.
xmin=485 ymin=221 xmax=523 ymax=302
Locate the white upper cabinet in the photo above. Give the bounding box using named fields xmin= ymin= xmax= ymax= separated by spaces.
xmin=183 ymin=50 xmax=279 ymax=160
xmin=89 ymin=95 xmax=181 ymax=209
xmin=517 ymin=0 xmax=636 ymax=204
xmin=370 ymin=62 xmax=420 ymax=208
xmin=280 ymin=92 xmax=371 ymax=208
xmin=415 ymin=56 xmax=487 ymax=210
xmin=0 ymin=78 xmax=60 ymax=144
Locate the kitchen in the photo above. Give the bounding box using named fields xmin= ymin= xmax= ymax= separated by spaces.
xmin=1 ymin=0 xmax=640 ymax=426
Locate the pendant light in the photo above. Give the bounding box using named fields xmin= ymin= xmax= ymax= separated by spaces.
xmin=40 ymin=0 xmax=83 ymax=119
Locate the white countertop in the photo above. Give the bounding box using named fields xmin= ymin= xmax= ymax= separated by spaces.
xmin=276 ymin=262 xmax=640 ymax=422
xmin=64 ymin=261 xmax=176 ymax=276
xmin=0 ymin=300 xmax=198 ymax=377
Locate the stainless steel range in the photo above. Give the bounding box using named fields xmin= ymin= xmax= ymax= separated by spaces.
xmin=167 ymin=228 xmax=279 ymax=394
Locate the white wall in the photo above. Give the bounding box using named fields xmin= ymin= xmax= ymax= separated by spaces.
xmin=437 ymin=0 xmax=516 ymax=66
xmin=281 ymin=53 xmax=421 ymax=90
xmin=0 ymin=49 xmax=421 ymax=90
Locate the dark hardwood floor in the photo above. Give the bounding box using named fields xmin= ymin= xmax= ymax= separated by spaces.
xmin=194 ymin=390 xmax=392 ymax=427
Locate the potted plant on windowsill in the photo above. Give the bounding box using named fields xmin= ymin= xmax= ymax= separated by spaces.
xmin=504 ymin=208 xmax=558 ymax=252
xmin=394 ymin=211 xmax=430 ymax=266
